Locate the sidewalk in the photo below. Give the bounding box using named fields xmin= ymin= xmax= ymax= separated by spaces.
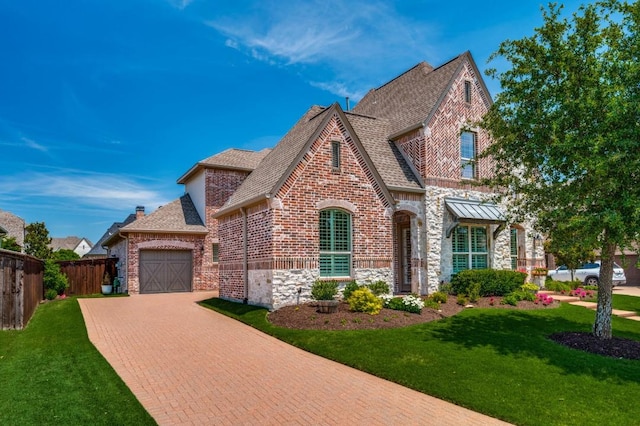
xmin=79 ymin=292 xmax=510 ymax=425
xmin=542 ymin=285 xmax=640 ymax=321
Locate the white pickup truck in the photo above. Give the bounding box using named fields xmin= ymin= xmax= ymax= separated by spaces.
xmin=547 ymin=261 xmax=626 ymax=286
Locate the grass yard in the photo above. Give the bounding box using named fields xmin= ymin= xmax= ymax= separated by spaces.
xmin=0 ymin=297 xmax=156 ymax=426
xmin=201 ymin=296 xmax=640 ymax=426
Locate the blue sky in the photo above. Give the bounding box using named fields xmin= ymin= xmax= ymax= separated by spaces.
xmin=0 ymin=0 xmax=586 ymax=245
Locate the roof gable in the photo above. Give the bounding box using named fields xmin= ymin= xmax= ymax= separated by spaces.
xmin=352 ymin=52 xmax=484 ymax=136
xmin=177 ymin=148 xmax=271 ymax=184
xmin=215 ymin=104 xmax=404 ymax=216
xmin=120 ymin=194 xmax=207 ymax=234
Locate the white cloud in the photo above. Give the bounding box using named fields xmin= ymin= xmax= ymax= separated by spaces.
xmin=167 ymin=0 xmax=193 ymax=10
xmin=207 ymin=0 xmax=437 ymax=100
xmin=0 ymin=169 xmax=171 ymax=211
xmin=21 ymin=137 xmax=48 ymax=152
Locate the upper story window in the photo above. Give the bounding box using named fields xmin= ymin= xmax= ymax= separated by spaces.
xmin=464 ymin=80 xmax=472 ymax=103
xmin=319 ymin=209 xmax=351 ymax=277
xmin=331 ymin=140 xmax=341 ymax=169
xmin=461 ymin=131 xmax=477 ymax=179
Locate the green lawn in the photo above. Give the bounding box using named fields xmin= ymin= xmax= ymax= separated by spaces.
xmin=0 ymin=297 xmax=156 ymax=426
xmin=611 ymin=294 xmax=640 ymax=314
xmin=201 ymin=296 xmax=640 ymax=426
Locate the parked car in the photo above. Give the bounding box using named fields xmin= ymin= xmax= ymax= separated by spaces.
xmin=547 ymin=261 xmax=626 ymax=286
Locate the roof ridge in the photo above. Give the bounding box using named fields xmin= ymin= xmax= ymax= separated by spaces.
xmin=371 ymin=61 xmax=431 ymax=92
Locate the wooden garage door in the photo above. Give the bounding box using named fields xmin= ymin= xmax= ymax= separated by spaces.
xmin=139 ymin=250 xmax=192 ymax=294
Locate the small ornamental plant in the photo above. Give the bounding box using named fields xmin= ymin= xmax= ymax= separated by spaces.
xmin=379 ymin=294 xmax=424 ymax=314
xmin=348 ymin=288 xmax=383 ymax=315
xmin=311 ymin=280 xmax=339 ymax=301
xmin=534 ymin=293 xmax=554 ymax=306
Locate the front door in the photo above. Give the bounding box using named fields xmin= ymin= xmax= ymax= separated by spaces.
xmin=399 ymin=225 xmax=412 ymax=293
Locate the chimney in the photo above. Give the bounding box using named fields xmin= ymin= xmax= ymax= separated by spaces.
xmin=345 ymin=96 xmax=350 ymax=111
xmin=135 ymin=206 xmax=145 ymax=219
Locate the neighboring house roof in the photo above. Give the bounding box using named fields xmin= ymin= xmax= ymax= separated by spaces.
xmin=177 ymin=148 xmax=272 ymax=184
xmin=50 ymin=236 xmax=93 ymax=251
xmin=0 ymin=209 xmax=26 ymax=248
xmin=352 ymin=52 xmax=487 ymax=136
xmin=86 ymin=214 xmax=137 ymax=256
xmin=120 ymin=194 xmax=207 ymax=234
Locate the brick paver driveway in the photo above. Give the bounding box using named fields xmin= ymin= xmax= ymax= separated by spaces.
xmin=79 ymin=292 xmax=510 ymax=425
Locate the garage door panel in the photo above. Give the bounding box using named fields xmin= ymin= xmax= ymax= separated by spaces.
xmin=140 ymin=250 xmax=192 ymax=294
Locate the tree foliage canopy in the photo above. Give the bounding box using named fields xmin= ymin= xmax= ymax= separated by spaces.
xmin=480 ymin=0 xmax=640 ymax=338
xmin=51 ymin=249 xmax=81 ymax=261
xmin=24 ymin=222 xmax=52 ymax=260
xmin=0 ymin=236 xmax=21 ymax=252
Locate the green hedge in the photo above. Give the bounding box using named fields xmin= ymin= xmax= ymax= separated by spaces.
xmin=450 ymin=269 xmax=527 ymax=297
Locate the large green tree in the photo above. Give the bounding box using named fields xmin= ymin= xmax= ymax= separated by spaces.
xmin=24 ymin=222 xmax=52 ymax=260
xmin=480 ymin=0 xmax=640 ymax=339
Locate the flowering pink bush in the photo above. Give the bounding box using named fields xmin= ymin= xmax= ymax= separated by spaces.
xmin=534 ymin=293 xmax=554 ymax=306
xmin=569 ymin=288 xmax=595 ymax=299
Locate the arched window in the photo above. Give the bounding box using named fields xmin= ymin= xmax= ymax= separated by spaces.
xmin=319 ymin=209 xmax=351 ymax=277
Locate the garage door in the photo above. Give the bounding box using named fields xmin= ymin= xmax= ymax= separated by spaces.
xmin=139 ymin=250 xmax=192 ymax=294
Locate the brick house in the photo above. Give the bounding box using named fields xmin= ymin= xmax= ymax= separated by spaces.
xmin=106 ymin=51 xmax=543 ymax=301
xmin=104 ymin=149 xmax=270 ymax=294
xmin=213 ymin=51 xmax=544 ymax=309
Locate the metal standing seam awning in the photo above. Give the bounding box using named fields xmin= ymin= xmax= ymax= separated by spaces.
xmin=444 ymin=198 xmax=507 ymax=239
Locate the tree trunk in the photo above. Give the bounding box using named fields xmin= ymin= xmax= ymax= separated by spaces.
xmin=593 ymin=242 xmax=616 ymax=340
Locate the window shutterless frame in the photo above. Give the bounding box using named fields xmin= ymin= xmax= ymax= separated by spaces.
xmin=319 ymin=209 xmax=351 ymax=277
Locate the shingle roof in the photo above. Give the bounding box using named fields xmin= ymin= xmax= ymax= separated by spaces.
xmin=121 ymin=194 xmax=207 ymax=234
xmin=346 ymin=112 xmax=423 ymax=191
xmin=352 ymin=53 xmax=467 ymax=135
xmin=216 ymin=105 xmax=328 ymax=213
xmin=177 ymin=148 xmax=272 ymax=184
xmin=86 ymin=214 xmax=137 ymax=256
xmin=50 ymin=236 xmax=93 ymax=251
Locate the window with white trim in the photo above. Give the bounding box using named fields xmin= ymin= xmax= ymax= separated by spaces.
xmin=461 ymin=131 xmax=477 ymax=179
xmin=452 ymin=225 xmax=488 ymax=273
xmin=319 ymin=209 xmax=351 ymax=277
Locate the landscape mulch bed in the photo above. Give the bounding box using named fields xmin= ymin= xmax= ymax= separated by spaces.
xmin=267 ymin=296 xmax=556 ymax=331
xmin=268 ymin=296 xmax=640 ymax=360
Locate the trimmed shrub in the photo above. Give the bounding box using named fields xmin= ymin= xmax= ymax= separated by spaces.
xmin=424 ymin=298 xmax=440 ymax=310
xmin=450 ymin=270 xmax=526 ymax=297
xmin=521 ymin=282 xmax=539 ymax=293
xmin=311 ymin=280 xmax=339 ymax=300
xmin=44 ymin=259 xmax=69 ymax=295
xmin=44 ymin=289 xmax=58 ymax=300
xmin=367 ymin=281 xmax=390 ymax=296
xmin=341 ymin=280 xmax=360 ymax=301
xmin=380 ymin=294 xmax=425 ymax=314
xmin=430 ymin=291 xmax=448 ymax=304
xmin=348 ymin=288 xmax=383 ymax=315
xmin=544 ymin=280 xmax=572 ymax=292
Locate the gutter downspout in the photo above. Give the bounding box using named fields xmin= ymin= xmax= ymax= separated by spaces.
xmin=241 ymin=207 xmax=248 ymax=304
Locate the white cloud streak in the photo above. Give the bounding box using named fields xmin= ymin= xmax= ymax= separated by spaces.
xmin=207 ymin=0 xmax=437 ymax=100
xmin=0 ymin=169 xmax=171 ymax=211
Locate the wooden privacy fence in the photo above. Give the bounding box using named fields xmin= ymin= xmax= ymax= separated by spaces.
xmin=57 ymin=257 xmax=118 ymax=296
xmin=0 ymin=249 xmax=44 ymax=330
